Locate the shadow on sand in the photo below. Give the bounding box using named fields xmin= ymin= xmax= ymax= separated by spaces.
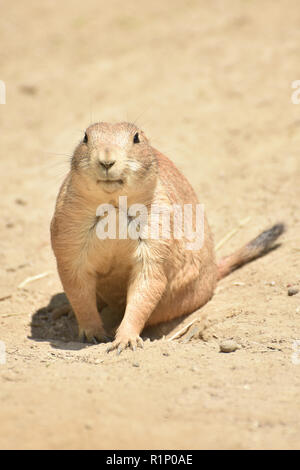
xmin=29 ymin=292 xmax=189 ymax=351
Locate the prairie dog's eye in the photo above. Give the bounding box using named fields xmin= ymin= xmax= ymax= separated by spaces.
xmin=83 ymin=132 xmax=88 ymax=144
xmin=133 ymin=132 xmax=140 ymax=144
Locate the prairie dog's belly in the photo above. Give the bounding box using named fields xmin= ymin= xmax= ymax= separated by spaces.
xmin=96 ymin=268 xmax=130 ymax=308
xmin=91 ymin=236 xmax=137 ymax=307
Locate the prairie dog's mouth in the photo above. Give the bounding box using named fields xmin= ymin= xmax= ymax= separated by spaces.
xmin=96 ymin=178 xmax=124 ymax=193
xmin=97 ymin=179 xmax=123 ymax=185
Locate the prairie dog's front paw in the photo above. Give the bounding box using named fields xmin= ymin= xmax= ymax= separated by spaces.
xmin=106 ymin=331 xmax=144 ymax=355
xmin=78 ymin=322 xmax=110 ymax=344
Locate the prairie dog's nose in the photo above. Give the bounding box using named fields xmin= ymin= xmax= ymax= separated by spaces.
xmin=99 ymin=160 xmax=116 ymax=170
xmin=98 ymin=146 xmax=117 ymax=171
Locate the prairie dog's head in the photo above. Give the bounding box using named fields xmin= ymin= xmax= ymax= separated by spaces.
xmin=71 ymin=122 xmax=156 ymax=194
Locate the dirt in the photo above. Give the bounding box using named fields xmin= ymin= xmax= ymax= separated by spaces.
xmin=0 ymin=0 xmax=300 ymax=450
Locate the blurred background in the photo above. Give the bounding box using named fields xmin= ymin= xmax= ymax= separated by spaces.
xmin=0 ymin=0 xmax=299 ymax=450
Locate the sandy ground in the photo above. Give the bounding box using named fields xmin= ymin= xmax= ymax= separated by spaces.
xmin=0 ymin=0 xmax=300 ymax=450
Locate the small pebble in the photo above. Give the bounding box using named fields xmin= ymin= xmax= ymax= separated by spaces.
xmin=15 ymin=198 xmax=27 ymax=206
xmin=288 ymin=288 xmax=299 ymax=296
xmin=19 ymin=84 xmax=38 ymax=95
xmin=219 ymin=340 xmax=239 ymax=353
xmin=132 ymin=362 xmax=140 ymax=367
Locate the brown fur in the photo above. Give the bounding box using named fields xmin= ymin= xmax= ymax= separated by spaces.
xmin=51 ymin=122 xmax=284 ymax=352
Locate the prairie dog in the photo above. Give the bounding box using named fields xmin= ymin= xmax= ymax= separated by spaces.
xmin=51 ymin=122 xmax=284 ymax=353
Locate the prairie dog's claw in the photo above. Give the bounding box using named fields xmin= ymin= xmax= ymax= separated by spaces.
xmin=78 ymin=326 xmax=110 ymax=344
xmin=107 ymin=335 xmax=144 ymax=355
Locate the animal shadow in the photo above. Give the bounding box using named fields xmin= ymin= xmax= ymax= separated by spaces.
xmin=30 ymin=292 xmax=188 ymax=350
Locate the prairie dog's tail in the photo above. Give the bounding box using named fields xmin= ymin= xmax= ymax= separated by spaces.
xmin=217 ymin=223 xmax=285 ymax=280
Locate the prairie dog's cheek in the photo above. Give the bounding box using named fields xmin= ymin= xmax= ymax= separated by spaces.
xmin=127 ymin=161 xmax=142 ymax=173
